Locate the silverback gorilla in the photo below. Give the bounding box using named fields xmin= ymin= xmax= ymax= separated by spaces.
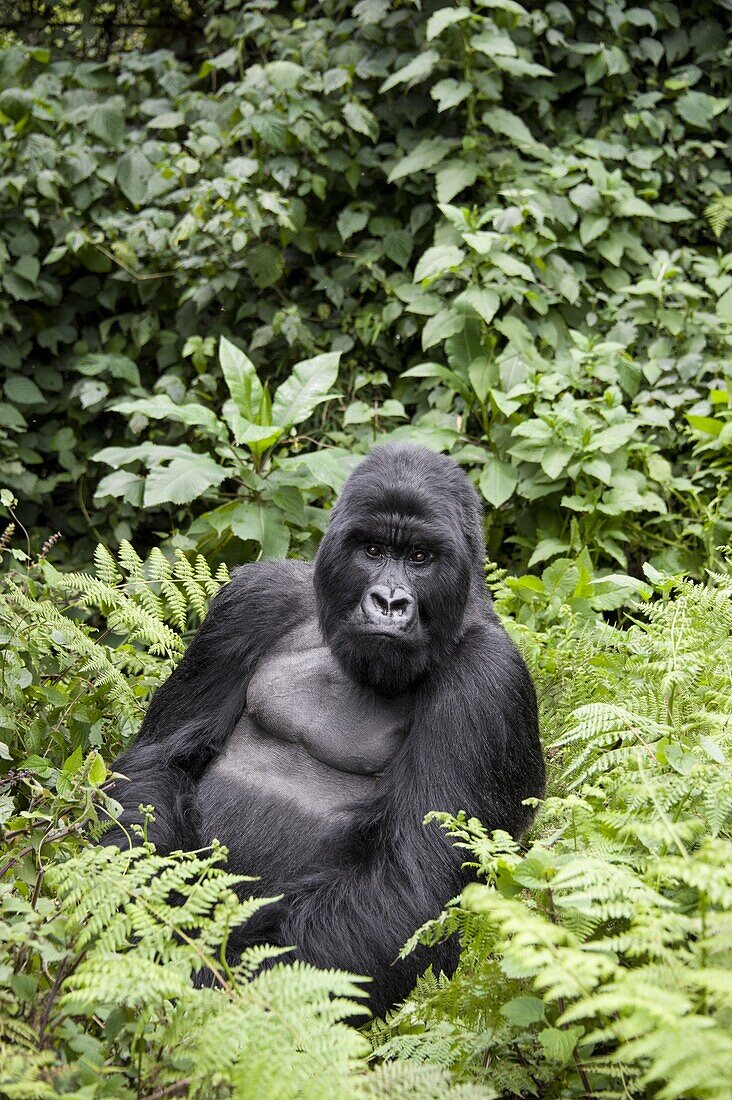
xmin=104 ymin=444 xmax=545 ymax=1014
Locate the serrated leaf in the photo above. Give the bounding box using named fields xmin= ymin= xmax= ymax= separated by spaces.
xmin=222 ymin=403 xmax=283 ymax=450
xmin=143 ymin=454 xmax=230 ymax=507
xmin=264 ymin=60 xmax=306 ymax=90
xmin=380 ymin=49 xmax=439 ymax=94
xmin=271 ymin=352 xmax=341 ymax=430
xmin=414 ymin=245 xmax=465 ymax=283
xmin=435 ymin=160 xmax=479 ymax=203
xmin=343 ymin=101 xmax=379 ymax=141
xmin=455 ymin=287 xmax=500 ymax=323
xmin=337 ymin=206 xmax=369 ymax=241
xmin=501 ymin=995 xmax=546 ymax=1026
xmin=246 ymin=244 xmax=284 ymax=289
xmin=219 ymin=336 xmax=263 ymax=421
xmin=117 ymin=149 xmax=152 ymax=206
xmin=383 ymin=229 xmax=413 ymax=268
xmin=676 ymin=90 xmax=727 ymax=129
xmin=229 ymin=501 xmax=290 ymax=559
xmin=401 ymin=362 xmax=472 ymax=403
xmin=482 ymin=107 xmax=535 ymax=145
xmin=343 ymin=400 xmax=373 ymax=425
xmin=426 ymin=7 xmax=471 ymax=40
xmin=431 ymin=78 xmax=472 ymax=112
xmin=387 ymin=137 xmax=452 ymax=183
xmin=110 ymin=395 xmax=222 ymax=437
xmin=421 ymin=309 xmax=466 ymax=350
xmin=87 ymin=98 xmax=125 ymax=145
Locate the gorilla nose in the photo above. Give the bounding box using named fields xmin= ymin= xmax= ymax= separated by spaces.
xmin=363 ymin=585 xmax=415 ymax=627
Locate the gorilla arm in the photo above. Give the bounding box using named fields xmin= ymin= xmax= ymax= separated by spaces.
xmin=278 ymin=624 xmax=544 ymax=1016
xmin=102 ymin=562 xmax=311 ymax=851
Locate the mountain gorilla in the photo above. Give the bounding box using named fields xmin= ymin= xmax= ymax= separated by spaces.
xmin=103 ymin=444 xmax=545 ymax=1014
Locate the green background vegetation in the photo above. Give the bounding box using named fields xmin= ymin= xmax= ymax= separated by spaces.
xmin=1 ymin=1 xmax=731 ymax=1097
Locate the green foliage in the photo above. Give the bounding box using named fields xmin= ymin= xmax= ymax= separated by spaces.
xmin=2 ymin=538 xmax=731 ymax=1096
xmin=371 ymin=562 xmax=732 ymax=1100
xmin=0 ymin=0 xmax=730 ymax=573
xmin=1 ymin=1 xmax=732 ymax=1095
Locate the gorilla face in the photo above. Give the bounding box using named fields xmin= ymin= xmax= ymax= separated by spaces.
xmin=314 ymin=444 xmax=485 ymax=696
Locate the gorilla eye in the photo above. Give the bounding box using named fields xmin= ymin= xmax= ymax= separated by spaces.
xmin=365 ymin=544 xmax=383 ymax=559
xmin=408 ymin=549 xmax=429 ymax=565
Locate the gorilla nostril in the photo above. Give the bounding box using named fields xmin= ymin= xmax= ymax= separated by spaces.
xmin=371 ymin=590 xmax=390 ymax=615
xmin=363 ymin=585 xmax=415 ymax=625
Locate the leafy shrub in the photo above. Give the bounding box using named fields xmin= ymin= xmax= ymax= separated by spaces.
xmin=1 ymin=539 xmax=730 ymax=1097
xmin=0 ymin=0 xmax=731 ymax=572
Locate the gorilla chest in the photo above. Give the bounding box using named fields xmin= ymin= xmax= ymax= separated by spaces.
xmin=197 ymin=642 xmax=410 ymax=862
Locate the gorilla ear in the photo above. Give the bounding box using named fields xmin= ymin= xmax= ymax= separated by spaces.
xmin=457 ymin=477 xmax=486 ymax=563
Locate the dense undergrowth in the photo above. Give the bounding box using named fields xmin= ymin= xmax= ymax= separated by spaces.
xmin=1 ymin=0 xmax=731 ymax=574
xmin=0 ymin=544 xmax=730 ymax=1098
xmin=1 ymin=0 xmax=732 ymax=1096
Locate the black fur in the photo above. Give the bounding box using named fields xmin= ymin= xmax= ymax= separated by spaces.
xmin=103 ymin=444 xmax=545 ymax=1015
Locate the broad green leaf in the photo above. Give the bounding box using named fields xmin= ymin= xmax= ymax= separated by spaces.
xmin=383 ymin=229 xmax=413 ymax=268
xmin=401 ymin=362 xmax=472 ymax=403
xmin=343 ymin=400 xmax=373 ymax=425
xmin=219 ymin=336 xmax=263 ymax=420
xmin=110 ymin=396 xmax=222 ymax=437
xmin=426 ymin=7 xmax=471 ymax=41
xmin=446 ymin=317 xmax=483 ymax=373
xmin=455 ymin=287 xmax=500 ymax=324
xmin=579 ymin=214 xmax=609 ymax=245
xmin=686 ymin=414 xmax=723 ymax=436
xmin=482 ymin=107 xmax=536 ymax=146
xmin=222 ymin=403 xmax=283 ymax=449
xmin=414 ymin=245 xmax=465 ymax=283
xmin=88 ymin=751 xmax=107 ymax=787
xmin=380 ymin=50 xmax=439 ymax=93
xmin=676 ymin=90 xmax=727 ymax=129
xmin=143 ymin=454 xmax=230 ymax=507
xmin=431 ymin=79 xmax=472 ymax=112
xmin=15 ymin=255 xmax=39 ymax=284
xmin=229 ymin=501 xmax=290 ymax=559
xmin=468 ymin=358 xmax=498 ymax=404
xmin=337 ymin=206 xmax=369 ymax=241
xmin=421 ymin=309 xmax=466 ymax=350
xmin=117 ymin=149 xmax=152 ymax=206
xmin=387 ymin=137 xmax=452 ymax=183
xmin=494 ymin=55 xmax=552 ymax=78
xmin=527 ymin=538 xmax=570 ymax=568
xmin=265 ymin=60 xmax=306 ymax=90
xmin=4 ymin=376 xmax=45 ymax=405
xmin=93 ymin=469 xmax=145 ymax=506
xmin=540 ymin=445 xmax=574 ymax=479
xmin=93 ymin=444 xmax=188 ymax=469
xmin=539 ymin=1026 xmax=585 ymax=1065
xmin=480 ymin=457 xmax=518 ymax=507
xmin=280 ymin=449 xmax=360 ymax=492
xmin=435 ymin=161 xmax=479 ymax=203
xmin=500 ymin=996 xmax=546 ymax=1026
xmin=246 ymin=244 xmax=283 ymax=289
xmin=87 ymin=98 xmax=125 ymax=145
xmin=271 ymin=351 xmax=341 ymax=430
xmin=343 ymin=101 xmax=379 ymax=141
xmin=590 ymin=422 xmax=638 ymax=452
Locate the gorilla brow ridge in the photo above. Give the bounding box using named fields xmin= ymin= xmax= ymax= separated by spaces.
xmin=345 ymin=508 xmax=457 ymax=551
